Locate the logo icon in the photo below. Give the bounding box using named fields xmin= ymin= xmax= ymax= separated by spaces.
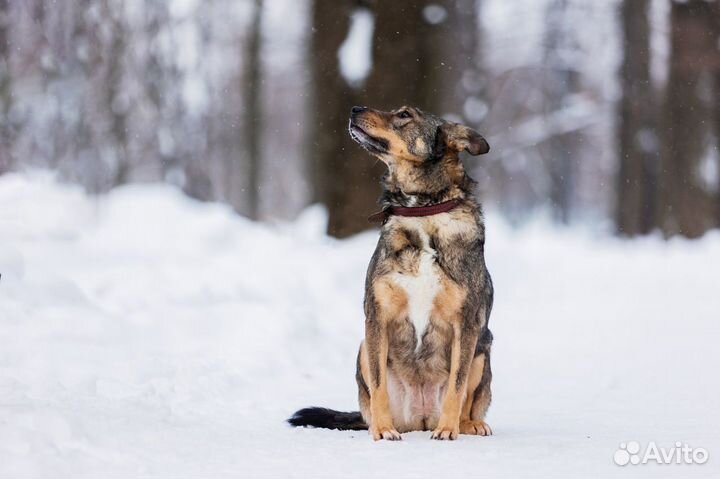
xmin=614 ymin=441 xmax=641 ymax=466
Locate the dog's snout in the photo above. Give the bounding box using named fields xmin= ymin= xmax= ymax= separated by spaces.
xmin=351 ymin=106 xmax=367 ymax=115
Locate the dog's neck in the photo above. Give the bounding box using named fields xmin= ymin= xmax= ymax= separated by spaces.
xmin=379 ymin=155 xmax=477 ymax=208
xmin=380 ymin=187 xmax=454 ymax=208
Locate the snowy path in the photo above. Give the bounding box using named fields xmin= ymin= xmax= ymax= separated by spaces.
xmin=1 ymin=173 xmax=719 ymax=478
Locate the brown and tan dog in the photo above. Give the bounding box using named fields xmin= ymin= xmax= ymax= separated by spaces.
xmin=289 ymin=106 xmax=494 ymax=441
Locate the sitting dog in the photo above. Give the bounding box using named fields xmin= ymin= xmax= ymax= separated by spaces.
xmin=289 ymin=106 xmax=494 ymax=441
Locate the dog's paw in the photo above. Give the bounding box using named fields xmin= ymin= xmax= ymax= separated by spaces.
xmin=459 ymin=419 xmax=493 ymax=436
xmin=430 ymin=424 xmax=459 ymax=440
xmin=370 ymin=425 xmax=402 ymax=441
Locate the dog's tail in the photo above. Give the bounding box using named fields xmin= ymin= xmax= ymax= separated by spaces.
xmin=287 ymin=407 xmax=368 ymax=431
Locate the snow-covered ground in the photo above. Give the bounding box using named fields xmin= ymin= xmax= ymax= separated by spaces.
xmin=1 ymin=172 xmax=719 ymax=478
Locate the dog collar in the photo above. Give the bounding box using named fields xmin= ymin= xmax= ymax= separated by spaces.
xmin=367 ymin=199 xmax=462 ymax=224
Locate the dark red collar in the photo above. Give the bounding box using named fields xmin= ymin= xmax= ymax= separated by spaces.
xmin=368 ymin=199 xmax=462 ymax=224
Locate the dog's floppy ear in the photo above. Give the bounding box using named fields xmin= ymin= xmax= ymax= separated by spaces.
xmin=437 ymin=122 xmax=490 ymax=156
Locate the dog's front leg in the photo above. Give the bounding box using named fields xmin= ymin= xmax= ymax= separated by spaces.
xmin=364 ymin=281 xmax=402 ymax=441
xmin=432 ymin=321 xmax=478 ymax=440
xmin=364 ymin=318 xmax=400 ymax=441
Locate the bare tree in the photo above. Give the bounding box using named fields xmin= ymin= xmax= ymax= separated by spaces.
xmin=364 ymin=1 xmax=426 ymax=106
xmin=0 ymin=0 xmax=12 ymax=174
xmin=418 ymin=0 xmax=481 ymax=120
xmin=104 ymin=2 xmax=130 ymax=187
xmin=68 ymin=0 xmax=101 ymax=189
xmin=308 ymin=0 xmax=360 ymax=237
xmin=710 ymin=1 xmax=720 ymax=227
xmin=140 ymin=0 xmax=180 ymax=180
xmin=541 ymin=0 xmax=581 ymax=224
xmin=658 ymin=0 xmax=717 ymax=238
xmin=332 ymin=1 xmax=431 ymax=237
xmin=243 ymin=0 xmax=263 ymax=220
xmin=616 ymin=0 xmax=658 ymax=236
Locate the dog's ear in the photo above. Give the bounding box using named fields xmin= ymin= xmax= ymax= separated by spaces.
xmin=430 ymin=126 xmax=447 ymax=161
xmin=437 ymin=122 xmax=490 ymax=156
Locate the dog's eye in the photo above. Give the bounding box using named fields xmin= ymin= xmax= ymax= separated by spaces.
xmin=397 ymin=111 xmax=412 ymax=119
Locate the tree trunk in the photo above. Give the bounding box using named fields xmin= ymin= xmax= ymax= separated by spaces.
xmin=310 ymin=0 xmax=428 ymax=237
xmin=710 ymin=1 xmax=720 ymax=228
xmin=363 ymin=1 xmax=426 ymax=107
xmin=308 ymin=0 xmax=361 ymax=237
xmin=615 ymin=0 xmax=658 ymax=236
xmin=327 ymin=0 xmax=428 ymax=237
xmin=0 ymin=0 xmax=12 ymax=174
xmin=658 ymin=0 xmax=716 ymax=238
xmin=107 ymin=12 xmax=129 ymax=187
xmin=542 ymin=0 xmax=580 ymax=225
xmin=243 ymin=0 xmax=263 ymax=220
xmin=417 ymin=0 xmax=479 ymax=120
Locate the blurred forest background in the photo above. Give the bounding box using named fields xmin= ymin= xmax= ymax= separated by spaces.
xmin=1 ymin=0 xmax=720 ymax=238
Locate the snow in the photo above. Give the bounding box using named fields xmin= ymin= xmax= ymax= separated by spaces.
xmin=422 ymin=5 xmax=449 ymax=25
xmin=1 ymin=172 xmax=719 ymax=478
xmin=338 ymin=8 xmax=375 ymax=86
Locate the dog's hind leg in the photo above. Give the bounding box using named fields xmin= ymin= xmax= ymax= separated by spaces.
xmin=459 ymin=350 xmax=493 ymax=436
xmin=356 ymin=342 xmax=372 ymax=425
xmin=459 ymin=353 xmax=484 ymax=424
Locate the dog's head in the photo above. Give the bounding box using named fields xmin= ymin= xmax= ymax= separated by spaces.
xmin=348 ymin=106 xmax=489 ymax=194
xmin=348 ymin=105 xmax=489 ymax=164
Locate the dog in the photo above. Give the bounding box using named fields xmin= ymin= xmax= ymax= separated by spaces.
xmin=289 ymin=106 xmax=494 ymax=441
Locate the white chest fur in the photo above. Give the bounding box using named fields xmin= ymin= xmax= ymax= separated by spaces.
xmin=390 ymin=225 xmax=441 ymax=350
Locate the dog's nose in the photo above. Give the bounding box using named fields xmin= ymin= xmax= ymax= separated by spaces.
xmin=351 ymin=106 xmax=367 ymax=115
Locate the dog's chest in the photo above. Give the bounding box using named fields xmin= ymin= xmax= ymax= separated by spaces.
xmin=389 ymin=223 xmax=442 ymax=349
